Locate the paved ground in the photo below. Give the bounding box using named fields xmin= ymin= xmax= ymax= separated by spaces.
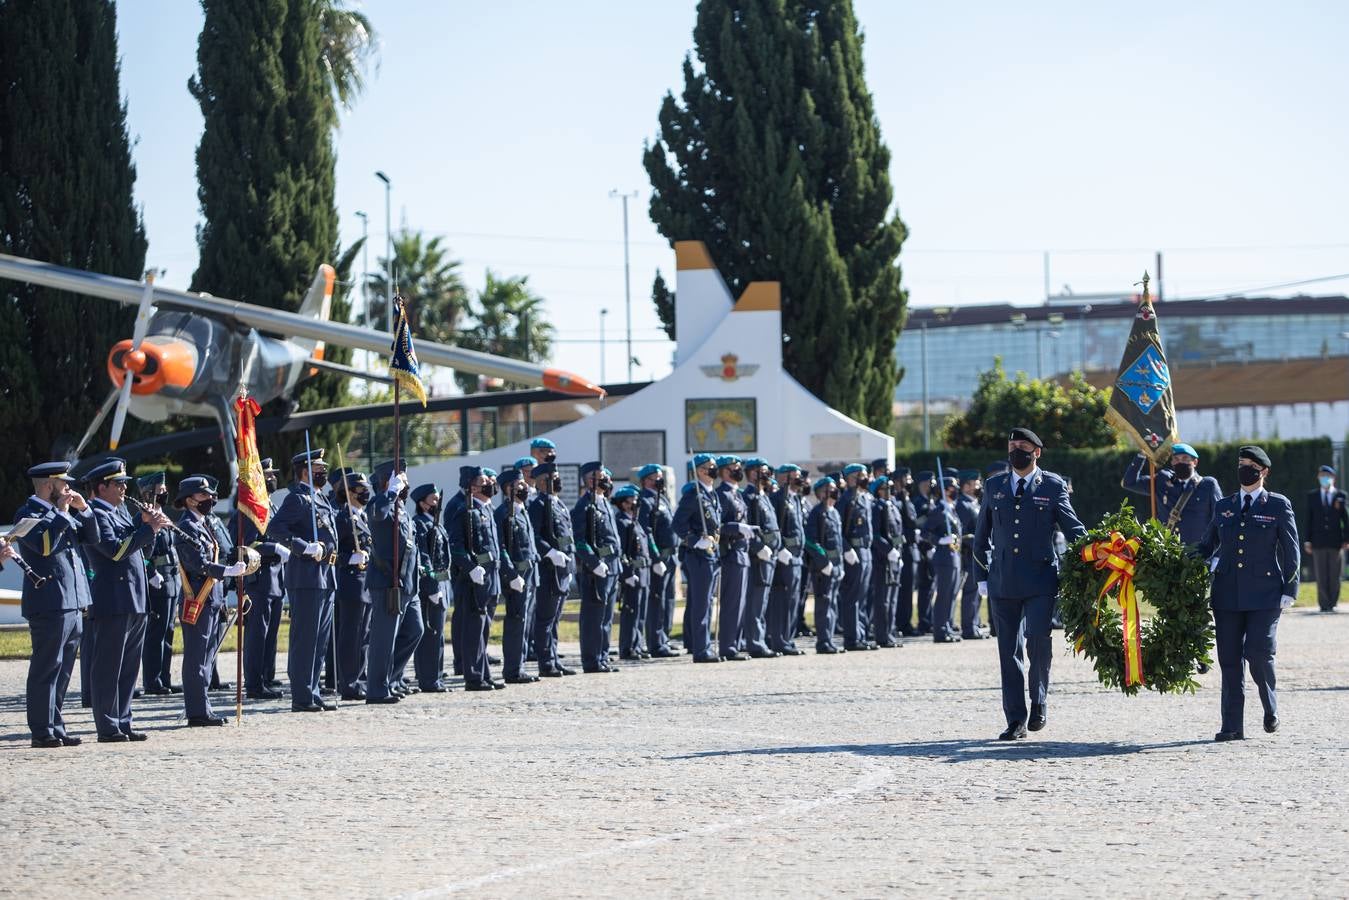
xmin=1 ymin=608 xmax=1346 ymax=899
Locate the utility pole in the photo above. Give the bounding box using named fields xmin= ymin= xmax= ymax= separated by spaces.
xmin=920 ymin=320 xmax=930 ymax=451
xmin=375 ymin=171 xmax=393 ymax=333
xmin=355 ymin=210 xmax=369 ymax=381
xmin=1155 ymin=250 xmax=1164 ymax=301
xmin=610 ymin=189 xmax=638 ymax=382
xmin=599 ymin=308 xmax=609 ymax=384
xmin=1043 ymin=251 xmax=1051 ymax=303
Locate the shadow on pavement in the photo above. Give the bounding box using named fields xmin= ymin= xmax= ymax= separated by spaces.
xmin=668 ymin=737 xmax=1213 ymax=763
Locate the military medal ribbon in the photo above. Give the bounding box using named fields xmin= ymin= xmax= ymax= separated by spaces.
xmin=1078 ymin=531 xmax=1145 ymax=687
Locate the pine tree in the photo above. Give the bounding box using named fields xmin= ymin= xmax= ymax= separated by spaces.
xmin=643 ymin=0 xmax=907 ymax=429
xmin=0 ymin=0 xmax=147 ymax=511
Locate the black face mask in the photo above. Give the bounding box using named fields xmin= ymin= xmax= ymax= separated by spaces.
xmin=729 ymin=469 xmax=744 ymax=483
xmin=544 ymin=451 xmax=557 ymax=463
xmin=355 ymin=490 xmax=370 ymax=504
xmin=827 ymin=487 xmax=840 ymax=500
xmin=311 ymin=471 xmax=328 ymax=489
xmin=1172 ymin=463 xmax=1194 ymax=480
xmin=652 ymin=477 xmax=665 ymax=491
xmin=514 ymin=485 xmax=529 ymax=502
xmin=264 ymin=477 xmax=278 ymax=494
xmin=1238 ymin=466 xmax=1262 ymax=487
xmin=196 ymin=498 xmax=217 ymax=515
xmin=551 ymin=476 xmax=562 ymax=493
xmin=1009 ymin=448 xmax=1035 ymax=470
xmin=482 ymin=482 xmax=495 ymax=497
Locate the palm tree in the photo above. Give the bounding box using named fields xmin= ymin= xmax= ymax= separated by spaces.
xmin=454 ymin=270 xmax=556 ymax=392
xmin=366 ymin=230 xmax=470 ymax=342
xmin=318 ymin=0 xmax=379 ymax=112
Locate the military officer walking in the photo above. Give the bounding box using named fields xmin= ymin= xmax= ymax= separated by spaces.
xmin=449 ymin=466 xmax=504 ymax=691
xmin=1122 ymin=443 xmax=1222 ymax=545
xmin=137 ymin=473 xmax=181 ymax=696
xmin=528 ymin=463 xmax=577 ymax=677
xmin=495 ymin=470 xmax=539 ymax=683
xmin=1197 ymin=446 xmax=1300 ymax=741
xmin=868 ymin=476 xmax=904 ymax=647
xmin=364 ymin=461 xmax=418 ymax=703
xmin=230 ymin=459 xmax=289 ymax=700
xmin=973 ymin=428 xmax=1086 ymax=740
xmin=413 ymin=483 xmax=452 ymax=691
xmin=573 ymin=462 xmax=621 ymax=673
xmin=636 ymin=465 xmax=679 ymax=657
xmin=672 ymin=454 xmax=723 ymax=663
xmin=767 ymin=465 xmax=807 ymax=655
xmin=1304 ymin=465 xmax=1348 ymax=612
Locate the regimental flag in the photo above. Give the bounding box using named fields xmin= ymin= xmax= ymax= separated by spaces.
xmin=234 ymin=393 xmax=270 ymax=532
xmin=390 ymin=294 xmax=428 ymax=407
xmin=1105 ymin=274 xmax=1178 ymax=465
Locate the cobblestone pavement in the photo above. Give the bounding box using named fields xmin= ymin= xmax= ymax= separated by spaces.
xmin=2 ymin=608 xmax=1346 ymax=898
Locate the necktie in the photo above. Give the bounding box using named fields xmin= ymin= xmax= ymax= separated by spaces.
xmin=1242 ymin=494 xmax=1251 ymax=517
xmin=1014 ymin=478 xmax=1025 ymax=500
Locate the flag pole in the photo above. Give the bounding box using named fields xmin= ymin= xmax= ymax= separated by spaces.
xmin=391 ymin=297 xmax=403 ymax=622
xmin=234 ymin=390 xmax=246 ymax=725
xmin=1141 ymin=272 xmax=1158 ymax=523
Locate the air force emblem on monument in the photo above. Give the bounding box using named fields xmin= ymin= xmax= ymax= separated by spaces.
xmin=701 ymin=353 xmax=758 ymax=382
xmin=1116 ymin=345 xmax=1170 ymax=414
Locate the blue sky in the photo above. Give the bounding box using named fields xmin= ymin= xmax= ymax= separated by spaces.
xmin=115 ymin=1 xmax=1349 ymax=386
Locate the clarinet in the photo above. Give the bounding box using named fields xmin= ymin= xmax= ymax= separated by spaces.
xmin=123 ymin=496 xmax=211 ymax=557
xmin=0 ymin=536 xmax=49 ymax=588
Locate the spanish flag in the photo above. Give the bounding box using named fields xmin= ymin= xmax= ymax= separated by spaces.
xmin=390 ymin=294 xmax=428 ymax=407
xmin=234 ymin=393 xmax=270 ymax=532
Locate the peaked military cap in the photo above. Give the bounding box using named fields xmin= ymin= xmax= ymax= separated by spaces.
xmin=260 ymin=457 xmax=280 ymax=474
xmin=292 ymin=448 xmax=326 ymax=467
xmin=175 ymin=474 xmax=217 ymax=503
xmin=137 ymin=471 xmax=167 ymax=492
xmin=371 ymin=458 xmax=406 ymax=486
xmin=1320 ymin=464 xmax=1336 ymax=475
xmin=27 ymin=461 xmax=77 ymax=482
xmin=86 ymin=458 xmax=133 ymax=483
xmin=497 ymin=469 xmax=521 ymax=487
xmin=410 ymin=483 xmax=439 ymax=503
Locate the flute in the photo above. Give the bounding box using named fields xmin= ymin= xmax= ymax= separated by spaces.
xmin=0 ymin=536 xmax=49 ymax=588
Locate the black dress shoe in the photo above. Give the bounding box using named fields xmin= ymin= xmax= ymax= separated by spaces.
xmin=721 ymin=652 xmax=749 ymax=661
xmin=60 ymin=735 xmax=82 ymax=747
xmin=619 ymin=652 xmax=640 ymax=661
xmin=962 ymin=629 xmax=991 ymax=640
xmin=340 ymin=691 xmax=368 ymax=701
xmin=169 ymin=685 xmax=184 ymax=694
xmin=816 ymin=645 xmax=842 ymax=654
xmin=1028 ymin=706 xmax=1047 ymax=732
xmin=638 ymin=651 xmax=652 ymax=659
xmin=247 ymin=689 xmax=284 ymax=700
xmin=97 ymin=733 xmax=130 ymax=743
xmin=125 ymin=730 xmax=149 ymax=742
xmin=490 ymin=680 xmax=506 ymax=689
xmin=319 ymin=700 xmax=338 ymax=711
xmin=651 ymin=648 xmax=680 ymax=658
xmin=211 ymin=681 xmax=235 ymax=692
xmin=147 ymin=686 xmax=174 ymax=696
xmin=187 ymin=716 xmax=227 ymax=727
xmin=539 ymin=668 xmax=565 ymax=677
xmin=488 ymin=654 xmax=502 ymax=665
xmin=749 ymin=650 xmax=781 ymax=658
xmin=291 ymin=704 xmax=324 ymax=713
xmin=597 ymin=665 xmax=620 ymax=673
xmin=558 ymin=666 xmax=577 ymax=676
xmin=264 ymin=679 xmax=282 ymax=690
xmin=320 ymin=687 xmax=336 ymax=697
xmin=933 ymin=633 xmax=963 ymax=644
xmin=365 ymin=695 xmax=400 ymax=704
xmin=877 ymin=640 xmax=898 ymax=648
xmin=900 ymin=627 xmax=919 ymax=637
xmin=1264 ymin=715 xmax=1279 ymax=733
xmin=132 ymin=688 xmax=144 ymax=699
xmin=693 ymin=655 xmax=723 ymax=663
xmin=465 ymin=682 xmax=496 ymax=692
xmin=1214 ymin=730 xmax=1244 ymax=742
xmin=404 ymin=685 xmax=421 ymax=694
xmin=505 ymin=674 xmax=538 ymax=684
xmin=998 ymin=723 xmax=1028 ymax=741
xmin=421 ymin=685 xmax=449 ymax=693
xmin=31 ymin=737 xmax=63 ymax=748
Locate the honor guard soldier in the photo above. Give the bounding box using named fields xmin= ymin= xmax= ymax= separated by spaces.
xmin=973 ymin=428 xmax=1086 ymax=740
xmin=16 ymin=461 xmax=99 ymax=747
xmin=494 ymin=471 xmax=539 ymax=683
xmin=333 ymin=471 xmax=372 ymax=700
xmin=175 ymin=476 xmax=248 ymax=726
xmin=270 ymin=449 xmax=339 ymax=713
xmin=85 ymin=458 xmax=163 ymax=742
xmin=573 ymin=462 xmax=621 ymax=673
xmin=528 ymin=463 xmax=577 ymax=677
xmin=911 ymin=471 xmax=937 ymax=635
xmin=1122 ymin=443 xmax=1221 ymax=546
xmin=672 ymin=455 xmax=724 ymax=663
xmin=529 ymin=437 xmax=558 ymax=467
xmin=767 ymin=465 xmax=807 ymax=655
xmin=612 ymin=484 xmax=652 ymax=660
xmin=740 ymin=458 xmax=782 ymax=658
xmin=364 ymin=461 xmax=420 ymax=703
xmin=1197 ymin=446 xmax=1300 ymax=741
xmin=805 ymin=476 xmax=845 ymax=654
xmin=229 ymin=459 xmax=290 ymax=700
xmin=637 ymin=464 xmax=680 ymax=658
xmin=258 ymin=464 xmax=286 ymax=691
xmin=137 ymin=473 xmax=181 ymax=696
xmin=413 ymin=483 xmax=452 ymax=691
xmin=714 ymin=456 xmax=755 ymax=661
xmin=450 ymin=466 xmax=504 ymax=690
xmin=956 ymin=470 xmax=989 ymax=639
xmin=890 ymin=468 xmax=920 ymax=637
xmin=838 ymin=464 xmax=877 ymax=652
xmin=511 ymin=457 xmax=540 ymax=661
xmin=923 ymin=477 xmax=964 ymax=644
xmin=868 ymin=476 xmax=905 ymax=647
xmin=1305 ymin=465 xmax=1348 ymax=612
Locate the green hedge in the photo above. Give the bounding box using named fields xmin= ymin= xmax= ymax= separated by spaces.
xmin=900 ymin=437 xmax=1333 ymax=529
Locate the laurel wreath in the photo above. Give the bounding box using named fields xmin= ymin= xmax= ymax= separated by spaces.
xmin=1058 ymin=503 xmax=1213 ymax=695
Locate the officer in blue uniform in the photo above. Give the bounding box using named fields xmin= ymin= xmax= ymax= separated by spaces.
xmin=923 ymin=476 xmax=964 ymax=645
xmin=973 ymin=428 xmax=1086 ymax=740
xmin=1196 ymin=445 xmax=1299 ymax=741
xmin=449 ymin=465 xmax=503 ymax=690
xmin=364 ymin=460 xmax=418 ymax=703
xmin=16 ymin=462 xmax=99 ymax=747
xmin=1122 ymin=442 xmax=1222 ymax=546
xmin=84 ymin=459 xmax=162 ymax=741
xmin=331 ymin=470 xmax=372 ymax=699
xmin=612 ymin=483 xmax=652 ymax=659
xmin=1306 ymin=464 xmax=1349 ymax=612
xmin=229 ymin=459 xmax=289 ymax=700
xmin=767 ymin=464 xmax=807 ymax=655
xmin=383 ymin=463 xmax=428 ymax=696
xmin=136 ymin=473 xmax=181 ymax=696
xmin=868 ymin=476 xmax=904 ymax=647
xmin=269 ymin=449 xmax=339 ymax=713
xmin=413 ymin=482 xmax=452 ymax=691
xmin=495 ymin=470 xmax=539 ymax=683
xmin=175 ymin=475 xmax=247 ymax=726
xmin=805 ymin=476 xmax=845 ymax=653
xmin=258 ymin=460 xmax=287 ymax=692
xmin=529 ymin=437 xmax=558 ymax=467
xmin=510 ymin=456 xmax=539 ymax=661
xmin=890 ymin=468 xmax=920 ymax=637
xmin=636 ymin=464 xmax=679 ymax=657
xmin=528 ymin=463 xmax=577 ymax=677
xmin=740 ymin=458 xmax=782 ymax=658
xmin=572 ymin=461 xmax=621 ymax=673
xmin=912 ymin=470 xmax=937 ymax=635
xmin=837 ymin=464 xmax=876 ymax=652
xmin=672 ymin=454 xmax=724 ymax=663
xmin=714 ymin=455 xmax=755 ymax=661
xmin=956 ymin=470 xmax=989 ymax=639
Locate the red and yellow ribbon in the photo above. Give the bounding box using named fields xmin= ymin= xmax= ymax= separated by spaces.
xmin=1078 ymin=531 xmax=1145 ymax=686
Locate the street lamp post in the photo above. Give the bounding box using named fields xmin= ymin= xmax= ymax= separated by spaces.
xmin=354 ymin=210 xmax=369 ymax=381
xmin=599 ymin=308 xmax=609 ymax=384
xmin=374 ymin=171 xmax=392 ymax=333
xmin=609 ymin=189 xmax=638 ymax=383
xmin=920 ymin=320 xmax=929 ymax=451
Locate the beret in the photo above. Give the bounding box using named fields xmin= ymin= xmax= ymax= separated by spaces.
xmin=611 ymin=484 xmax=639 ymax=501
xmin=812 ymin=476 xmax=835 ymax=492
xmin=1171 ymin=443 xmax=1199 ymax=459
xmin=580 ymin=461 xmax=603 ymax=477
xmin=869 ymin=476 xmax=890 ymax=494
xmin=775 ymin=463 xmax=801 ymax=474
xmin=481 ymin=467 xmax=497 ymax=479
xmin=842 ymin=463 xmax=866 ymax=476
xmin=692 ymin=453 xmax=716 ymax=469
xmin=635 ymin=464 xmax=663 ymax=480
xmin=1239 ymin=445 xmax=1271 ymax=468
xmin=514 ymin=457 xmax=535 ymax=470
xmin=530 ymin=438 xmax=556 ymax=450
xmin=716 ymin=455 xmax=742 ymax=469
xmin=410 ymin=483 xmax=438 ymax=503
xmin=1009 ymin=427 xmax=1043 ymax=449
xmin=497 ymin=469 xmax=521 ymax=487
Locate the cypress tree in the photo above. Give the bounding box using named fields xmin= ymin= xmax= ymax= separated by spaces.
xmin=643 ymin=0 xmax=908 ymax=428
xmin=0 ymin=0 xmax=147 ymax=511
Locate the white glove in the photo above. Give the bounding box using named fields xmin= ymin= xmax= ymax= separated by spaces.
xmin=737 ymin=522 xmax=756 ymax=538
xmin=694 ymin=537 xmax=715 ymax=551
xmin=393 ymin=472 xmax=409 ymax=493
xmin=509 ymin=575 xmax=525 ymax=592
xmin=887 ymin=547 xmax=901 ymax=563
xmin=924 ymin=549 xmax=935 ymax=562
xmin=1209 ymin=558 xmax=1220 ymax=573
xmin=274 ymin=544 xmax=291 ymax=562
xmin=652 ymin=561 xmax=667 ymax=576
xmin=756 ymin=545 xmax=773 ymax=562
xmin=776 ymin=548 xmax=793 ymax=565
xmin=546 ymin=548 xmax=569 ymax=567
xmin=937 ymin=535 xmax=953 ymax=546
xmin=429 ymin=592 xmax=442 ymax=603
xmin=222 ymin=561 xmax=246 ymax=578
xmin=1280 ymin=595 xmax=1295 ymax=609
xmin=348 ymin=550 xmax=368 ymax=566
xmin=302 ymin=541 xmax=324 ymax=559
xmin=821 ymin=562 xmax=834 ymax=576
xmin=624 ymin=575 xmax=639 ymax=587
xmin=843 ymin=548 xmax=859 ymax=566
xmin=978 ymin=581 xmax=989 ymax=599
xmin=592 ymin=561 xmax=609 ymax=578
xmin=469 ymin=565 xmax=486 ymax=585
xmin=149 ymin=571 xmax=164 ymax=588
